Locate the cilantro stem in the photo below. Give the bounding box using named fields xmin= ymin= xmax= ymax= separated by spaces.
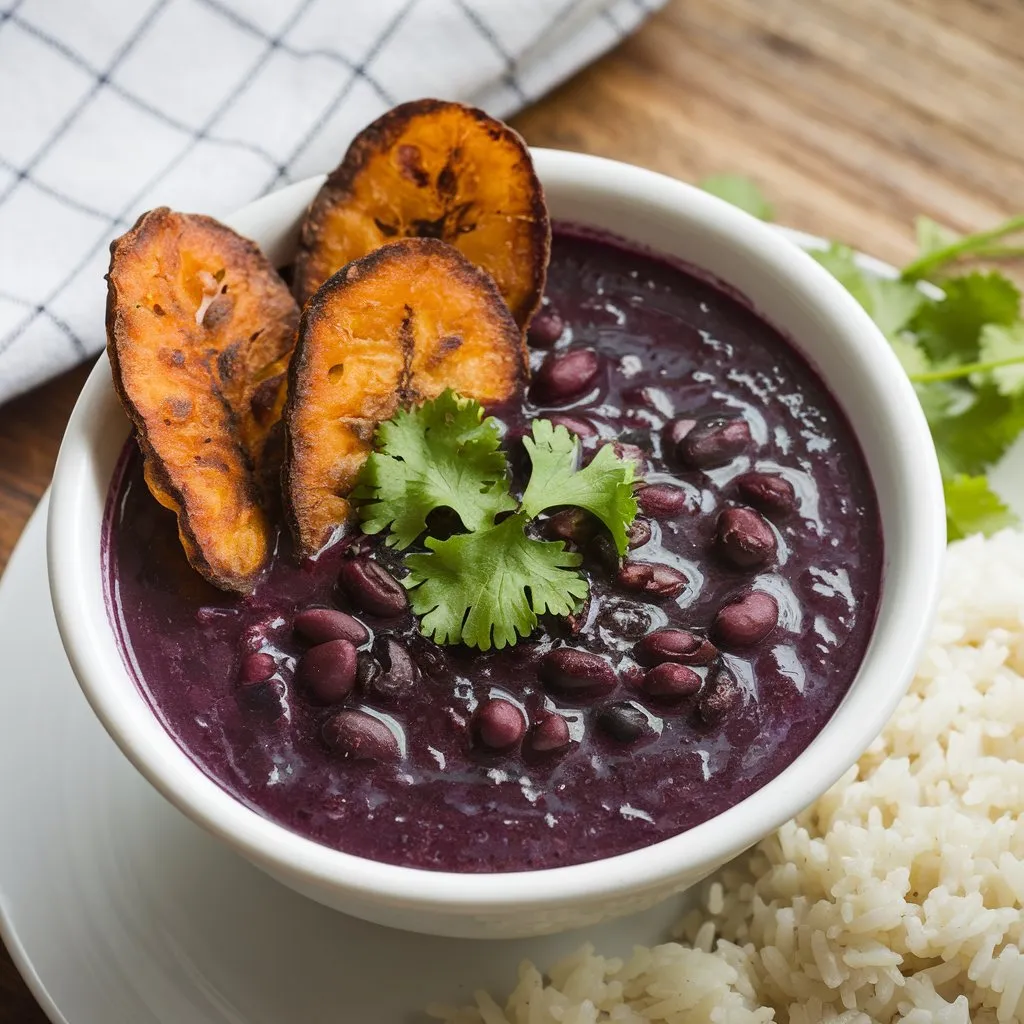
xmin=902 ymin=215 xmax=1024 ymax=281
xmin=967 ymin=246 xmax=1024 ymax=261
xmin=910 ymin=353 xmax=1024 ymax=384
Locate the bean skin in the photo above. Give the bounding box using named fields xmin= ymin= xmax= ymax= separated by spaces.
xmin=294 ymin=607 xmax=370 ymax=646
xmin=635 ymin=628 xmax=718 ymax=667
xmin=642 ymin=663 xmax=702 ymax=701
xmin=322 ymin=711 xmax=400 ymax=762
xmin=716 ymin=507 xmax=777 ymax=569
xmin=538 ymin=648 xmax=618 ymax=696
xmin=733 ymin=472 xmax=797 ymax=517
xmin=616 ymin=560 xmax=688 ymax=599
xmin=337 ymin=558 xmax=408 ymax=618
xmin=673 ymin=416 xmax=751 ymax=469
xmin=531 ymin=348 xmax=601 ymax=404
xmin=713 ymin=591 xmax=779 ymax=647
xmin=474 ymin=699 xmax=526 ymax=750
xmin=527 ymin=308 xmax=564 ymax=348
xmin=298 ymin=639 xmax=358 ymax=704
xmin=526 ymin=714 xmax=571 ymax=754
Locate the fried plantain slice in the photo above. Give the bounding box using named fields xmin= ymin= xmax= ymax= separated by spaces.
xmin=292 ymin=99 xmax=550 ymax=330
xmin=285 ymin=237 xmax=524 ymax=557
xmin=106 ymin=207 xmax=299 ymax=592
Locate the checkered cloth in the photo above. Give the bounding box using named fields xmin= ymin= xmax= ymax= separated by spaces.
xmin=0 ymin=0 xmax=662 ymax=406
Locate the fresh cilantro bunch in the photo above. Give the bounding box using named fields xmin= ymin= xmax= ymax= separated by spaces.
xmin=700 ymin=175 xmax=1024 ymax=541
xmin=356 ymin=390 xmax=638 ymax=650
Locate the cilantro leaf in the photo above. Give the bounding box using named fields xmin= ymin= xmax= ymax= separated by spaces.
xmin=357 ymin=390 xmax=516 ymax=549
xmin=910 ymin=272 xmax=1020 ymax=364
xmin=404 ymin=513 xmax=586 ymax=651
xmin=944 ymin=474 xmax=1017 ymax=540
xmin=915 ymin=216 xmax=959 ymax=260
xmin=976 ymin=322 xmax=1024 ymax=396
xmin=930 ymin=386 xmax=1024 ymax=478
xmin=891 ymin=337 xmax=931 ymax=376
xmin=699 ymin=174 xmax=774 ymax=221
xmin=520 ymin=420 xmax=638 ymax=555
xmin=811 ymin=244 xmax=923 ymax=339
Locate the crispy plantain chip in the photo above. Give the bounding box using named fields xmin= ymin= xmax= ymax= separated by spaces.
xmin=106 ymin=207 xmax=299 ymax=592
xmin=292 ymin=99 xmax=550 ymax=329
xmin=285 ymin=237 xmax=524 ymax=557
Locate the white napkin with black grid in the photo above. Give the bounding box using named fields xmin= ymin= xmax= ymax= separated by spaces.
xmin=0 ymin=0 xmax=662 ymax=406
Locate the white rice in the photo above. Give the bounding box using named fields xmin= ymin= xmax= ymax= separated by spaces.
xmin=429 ymin=530 xmax=1024 ymax=1023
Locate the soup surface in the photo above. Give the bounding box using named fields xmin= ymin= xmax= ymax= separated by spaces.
xmin=105 ymin=227 xmax=883 ymax=872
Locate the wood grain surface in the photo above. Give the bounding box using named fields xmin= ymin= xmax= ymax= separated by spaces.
xmin=2 ymin=0 xmax=1023 ymax=1017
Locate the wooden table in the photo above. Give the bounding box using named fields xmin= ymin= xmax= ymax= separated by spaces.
xmin=2 ymin=0 xmax=1022 ymax=1016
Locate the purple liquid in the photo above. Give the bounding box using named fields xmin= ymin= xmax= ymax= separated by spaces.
xmin=104 ymin=228 xmax=882 ymax=872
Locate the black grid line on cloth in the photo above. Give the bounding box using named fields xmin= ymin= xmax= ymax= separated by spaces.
xmin=453 ymin=0 xmax=528 ymax=105
xmin=0 ymin=153 xmax=118 ymax=224
xmin=0 ymin=0 xmax=28 ymax=29
xmin=196 ymin=0 xmax=396 ymax=106
xmin=0 ymin=0 xmax=318 ymax=363
xmin=11 ymin=11 xmax=287 ymax=176
xmin=0 ymin=0 xmax=171 ymax=212
xmin=264 ymin=0 xmax=418 ymax=191
xmin=0 ymin=287 xmax=87 ymax=354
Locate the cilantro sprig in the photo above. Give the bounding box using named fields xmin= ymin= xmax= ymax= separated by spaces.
xmin=705 ymin=175 xmax=1024 ymax=541
xmin=357 ymin=392 xmax=637 ymax=651
xmin=356 ymin=390 xmax=515 ymax=548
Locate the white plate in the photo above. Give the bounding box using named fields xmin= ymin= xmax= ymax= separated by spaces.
xmin=3 ymin=231 xmax=1020 ymax=1022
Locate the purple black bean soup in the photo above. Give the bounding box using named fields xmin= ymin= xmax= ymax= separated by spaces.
xmin=103 ymin=226 xmax=883 ymax=873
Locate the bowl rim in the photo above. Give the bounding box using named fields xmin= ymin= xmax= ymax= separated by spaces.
xmin=47 ymin=149 xmax=946 ymax=914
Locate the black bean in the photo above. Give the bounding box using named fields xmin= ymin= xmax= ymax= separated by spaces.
xmin=635 ymin=628 xmax=718 ymax=667
xmin=619 ymin=661 xmax=645 ymax=688
xmin=367 ymin=637 xmax=421 ymax=701
xmin=238 ymin=652 xmax=276 ymax=685
xmin=596 ymin=702 xmax=650 ymax=742
xmin=337 ymin=557 xmax=408 ymax=618
xmin=532 ymin=348 xmax=601 ymax=404
xmin=355 ymin=652 xmax=381 ymax=690
xmin=588 ymin=533 xmax=621 ymax=574
xmin=240 ymin=678 xmax=287 ymax=717
xmin=527 ymin=308 xmax=564 ymax=348
xmin=713 ymin=591 xmax=779 ymax=647
xmin=474 ymin=699 xmax=526 ymax=750
xmin=627 ymin=518 xmax=653 ymax=549
xmin=605 ymin=442 xmax=648 ymax=475
xmin=545 ymin=508 xmax=598 ymax=545
xmin=526 ymin=713 xmax=571 ymax=754
xmin=697 ymin=665 xmax=743 ymax=724
xmin=538 ymin=648 xmax=618 ymax=696
xmin=616 ymin=560 xmax=688 ymax=599
xmin=716 ymin=507 xmax=777 ymax=569
xmin=407 ymin=636 xmax=448 ymax=678
xmin=322 ymin=710 xmax=400 ymax=761
xmin=733 ymin=472 xmax=797 ymax=517
xmin=642 ymin=663 xmax=702 ymax=701
xmin=637 ymin=483 xmax=691 ymax=519
xmin=547 ymin=413 xmax=598 ymax=439
xmin=297 ymin=639 xmax=358 ymax=704
xmin=597 ymin=602 xmax=652 ymax=641
xmin=664 ymin=417 xmax=697 ymax=450
xmin=674 ymin=416 xmax=751 ymax=469
xmin=562 ymin=592 xmax=593 ymax=636
xmin=294 ymin=607 xmax=370 ymax=646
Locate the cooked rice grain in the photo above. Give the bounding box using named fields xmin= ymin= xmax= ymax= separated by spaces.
xmin=431 ymin=531 xmax=1024 ymax=1023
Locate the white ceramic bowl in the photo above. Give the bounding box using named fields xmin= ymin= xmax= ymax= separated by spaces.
xmin=48 ymin=150 xmax=945 ymax=939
